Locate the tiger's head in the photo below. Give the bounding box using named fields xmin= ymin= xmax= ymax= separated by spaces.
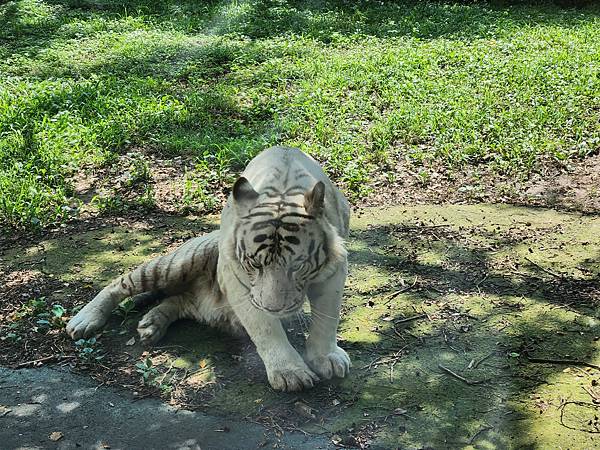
xmin=231 ymin=177 xmax=345 ymax=317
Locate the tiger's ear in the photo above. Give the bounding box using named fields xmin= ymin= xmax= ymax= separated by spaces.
xmin=304 ymin=181 xmax=325 ymax=216
xmin=232 ymin=177 xmax=259 ymax=212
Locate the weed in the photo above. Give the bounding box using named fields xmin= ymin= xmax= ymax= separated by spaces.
xmin=9 ymin=297 xmax=66 ymax=329
xmin=182 ymin=168 xmax=219 ymax=211
xmin=136 ymin=357 xmax=161 ymax=382
xmin=115 ymin=298 xmax=137 ymax=324
xmin=91 ymin=193 xmax=126 ymax=215
xmin=74 ymin=337 xmax=105 ymax=362
xmin=126 ymin=156 xmax=152 ymax=187
xmin=1 ymin=0 xmax=599 ymax=228
xmin=1 ymin=330 xmax=22 ymax=343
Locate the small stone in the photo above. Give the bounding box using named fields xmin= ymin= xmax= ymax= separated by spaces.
xmin=49 ymin=431 xmax=64 ymax=441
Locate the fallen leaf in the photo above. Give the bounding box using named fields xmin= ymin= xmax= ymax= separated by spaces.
xmin=332 ymin=399 xmax=341 ymax=406
xmin=393 ymin=408 xmax=408 ymax=415
xmin=49 ymin=431 xmax=64 ymax=441
xmin=125 ymin=337 xmax=135 ymax=346
xmin=199 ymin=359 xmax=207 ymax=369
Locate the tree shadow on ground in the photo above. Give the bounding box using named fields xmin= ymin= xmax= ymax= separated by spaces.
xmin=2 ymin=204 xmax=599 ymax=447
xmin=337 ymin=207 xmax=600 ymax=447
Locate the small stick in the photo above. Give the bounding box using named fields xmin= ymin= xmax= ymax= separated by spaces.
xmin=582 ymin=386 xmax=600 ymax=402
xmin=527 ymin=356 xmax=600 ymax=371
xmin=473 ymin=351 xmax=495 ymax=369
xmin=395 ymin=314 xmax=427 ymax=325
xmin=524 ymin=257 xmax=564 ymax=279
xmin=469 ymin=425 xmax=493 ymax=444
xmin=438 ymin=364 xmax=484 ymax=385
xmin=383 ymin=278 xmax=418 ymax=305
xmin=11 ymin=355 xmax=75 ymax=368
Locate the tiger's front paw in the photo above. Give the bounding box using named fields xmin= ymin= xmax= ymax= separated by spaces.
xmin=264 ymin=357 xmax=320 ymax=392
xmin=305 ymin=346 xmax=351 ymax=380
xmin=267 ymin=366 xmax=319 ymax=392
xmin=66 ymin=306 xmax=107 ymax=340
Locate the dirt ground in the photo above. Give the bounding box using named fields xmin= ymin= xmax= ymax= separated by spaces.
xmin=1 ymin=202 xmax=600 ymax=449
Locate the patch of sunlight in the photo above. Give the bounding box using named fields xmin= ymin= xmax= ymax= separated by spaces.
xmin=205 ymin=0 xmax=254 ymax=35
xmin=346 ymin=264 xmax=393 ymax=293
xmin=522 ymin=369 xmax=599 ymax=447
xmin=56 ymin=401 xmax=80 ymax=413
xmin=11 ymin=403 xmax=41 ymax=417
xmin=13 ymin=0 xmax=62 ymax=27
xmin=30 ymin=393 xmax=47 ymax=403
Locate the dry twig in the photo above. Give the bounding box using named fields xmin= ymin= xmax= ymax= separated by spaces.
xmin=468 ymin=425 xmax=493 ymax=444
xmin=395 ymin=314 xmax=427 ymax=325
xmin=524 ymin=257 xmax=564 ymax=279
xmin=473 ymin=351 xmax=495 ymax=369
xmin=11 ymin=354 xmax=75 ymax=368
xmin=438 ymin=364 xmax=485 ymax=386
xmin=527 ymin=356 xmax=600 ymax=371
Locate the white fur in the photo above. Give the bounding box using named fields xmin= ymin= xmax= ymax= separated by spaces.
xmin=67 ymin=147 xmax=351 ymax=391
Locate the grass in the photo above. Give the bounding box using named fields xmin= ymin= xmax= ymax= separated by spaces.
xmin=1 ymin=0 xmax=599 ymax=228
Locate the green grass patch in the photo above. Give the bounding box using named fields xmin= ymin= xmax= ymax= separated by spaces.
xmin=1 ymin=0 xmax=599 ymax=228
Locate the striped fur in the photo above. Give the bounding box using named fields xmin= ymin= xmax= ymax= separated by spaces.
xmin=67 ymin=146 xmax=351 ymax=391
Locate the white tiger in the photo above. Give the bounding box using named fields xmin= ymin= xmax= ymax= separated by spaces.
xmin=67 ymin=146 xmax=351 ymax=391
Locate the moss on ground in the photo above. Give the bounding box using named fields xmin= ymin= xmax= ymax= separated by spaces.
xmin=2 ymin=204 xmax=600 ymax=447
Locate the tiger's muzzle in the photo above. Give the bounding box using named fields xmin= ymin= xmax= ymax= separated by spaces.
xmin=249 ymin=267 xmax=305 ymax=317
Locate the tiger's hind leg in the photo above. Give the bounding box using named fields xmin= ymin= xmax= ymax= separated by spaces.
xmin=137 ymin=295 xmax=187 ymax=345
xmin=67 ymin=231 xmax=220 ymax=340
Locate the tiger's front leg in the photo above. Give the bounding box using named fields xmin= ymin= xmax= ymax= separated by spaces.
xmin=304 ymin=263 xmax=351 ymax=379
xmin=224 ymin=272 xmax=319 ymax=392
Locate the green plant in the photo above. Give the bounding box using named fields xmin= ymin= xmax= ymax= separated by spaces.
xmin=127 ymin=156 xmax=152 ymax=186
xmin=135 ymin=357 xmax=161 ymax=383
xmin=135 ymin=357 xmax=175 ymax=393
xmin=1 ymin=331 xmax=22 ymax=343
xmin=92 ymin=193 xmax=126 ymax=214
xmin=115 ymin=298 xmax=137 ymax=324
xmin=36 ymin=303 xmax=67 ymax=329
xmin=74 ymin=337 xmax=105 ymax=362
xmin=182 ymin=169 xmax=218 ymax=211
xmin=135 ymin=185 xmax=156 ymax=210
